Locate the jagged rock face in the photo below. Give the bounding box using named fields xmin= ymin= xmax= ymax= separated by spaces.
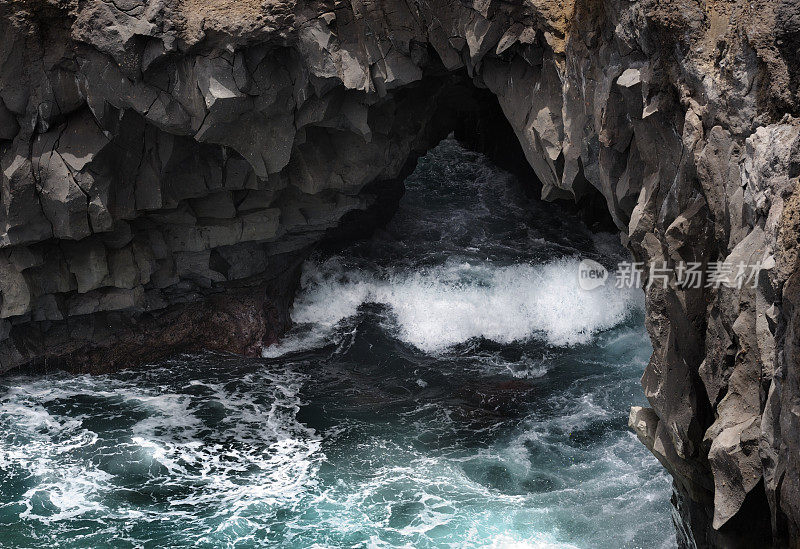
xmin=1 ymin=0 xmax=799 ymax=545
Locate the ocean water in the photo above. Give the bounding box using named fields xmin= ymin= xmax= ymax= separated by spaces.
xmin=0 ymin=139 xmax=675 ymax=548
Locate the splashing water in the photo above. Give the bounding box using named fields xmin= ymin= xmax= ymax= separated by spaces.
xmin=279 ymin=257 xmax=638 ymax=353
xmin=0 ymin=139 xmax=674 ymax=548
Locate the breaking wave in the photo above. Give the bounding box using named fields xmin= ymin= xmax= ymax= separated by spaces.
xmin=265 ymin=256 xmax=641 ymax=357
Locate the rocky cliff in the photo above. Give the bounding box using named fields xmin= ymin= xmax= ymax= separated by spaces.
xmin=1 ymin=0 xmax=799 ymax=546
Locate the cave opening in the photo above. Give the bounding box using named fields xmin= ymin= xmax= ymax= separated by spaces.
xmin=320 ymin=68 xmax=617 ymax=253
xmin=254 ymin=68 xmax=676 ymax=548
xmin=0 ymin=57 xmax=677 ymax=546
xmin=0 ymin=34 xmax=679 ymax=549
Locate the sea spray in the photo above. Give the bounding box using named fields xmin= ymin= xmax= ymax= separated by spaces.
xmin=268 ymin=257 xmax=642 ymax=357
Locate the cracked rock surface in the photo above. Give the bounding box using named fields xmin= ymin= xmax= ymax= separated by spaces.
xmin=1 ymin=0 xmax=800 ymax=545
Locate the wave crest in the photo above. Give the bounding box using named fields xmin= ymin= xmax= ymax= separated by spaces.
xmin=267 ymin=257 xmax=641 ymax=356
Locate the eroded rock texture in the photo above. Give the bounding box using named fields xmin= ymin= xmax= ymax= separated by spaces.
xmin=1 ymin=0 xmax=799 ymax=545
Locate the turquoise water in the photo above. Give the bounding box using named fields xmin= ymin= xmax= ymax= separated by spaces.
xmin=0 ymin=140 xmax=675 ymax=548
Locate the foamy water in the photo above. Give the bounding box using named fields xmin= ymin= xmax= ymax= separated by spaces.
xmin=0 ymin=365 xmax=322 ymax=546
xmin=267 ymin=257 xmax=640 ymax=357
xmin=0 ymin=139 xmax=674 ymax=548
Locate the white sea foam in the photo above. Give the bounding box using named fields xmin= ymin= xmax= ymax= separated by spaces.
xmin=0 ymin=366 xmax=323 ymax=542
xmin=266 ymin=256 xmax=642 ymax=356
xmin=482 ymin=534 xmax=580 ymax=549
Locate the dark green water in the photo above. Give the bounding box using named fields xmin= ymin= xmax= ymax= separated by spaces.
xmin=0 ymin=139 xmax=674 ymax=548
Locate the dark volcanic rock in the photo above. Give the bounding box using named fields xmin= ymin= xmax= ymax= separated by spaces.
xmin=1 ymin=0 xmax=799 ymax=545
